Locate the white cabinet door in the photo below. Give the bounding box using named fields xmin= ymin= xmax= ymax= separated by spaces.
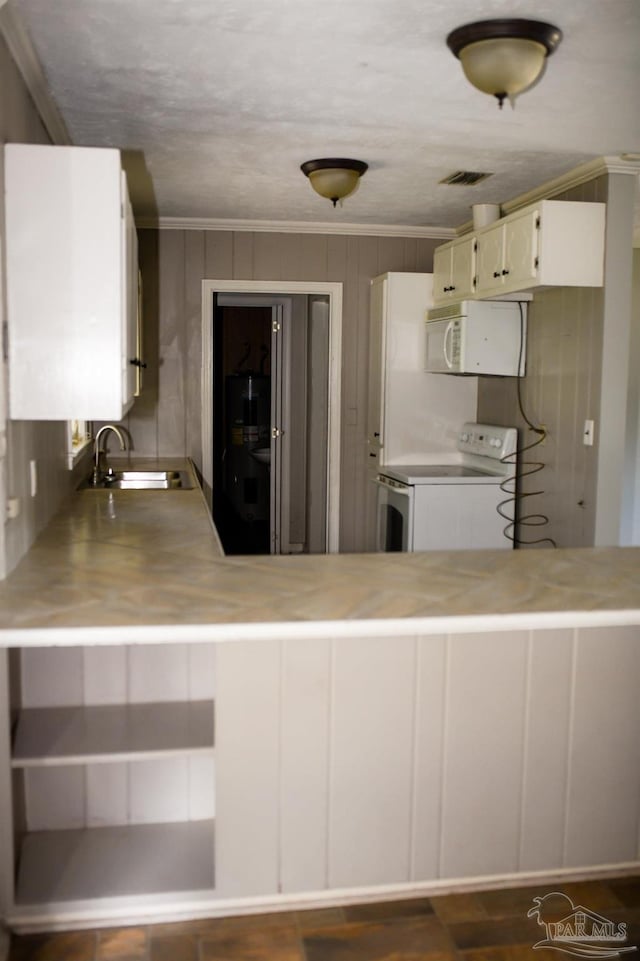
xmin=450 ymin=235 xmax=476 ymax=299
xmin=433 ymin=240 xmax=475 ymax=303
xmin=5 ymin=144 xmax=138 ymax=421
xmin=503 ymin=208 xmax=539 ymax=289
xmin=432 ymin=244 xmax=453 ymax=302
xmin=476 ymin=222 xmax=506 ymax=294
xmin=367 ymin=276 xmax=386 ymax=462
xmin=123 ymin=175 xmax=139 ymax=408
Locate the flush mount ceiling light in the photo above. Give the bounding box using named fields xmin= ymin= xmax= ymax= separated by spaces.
xmin=301 ymin=158 xmax=368 ymax=207
xmin=446 ymin=19 xmax=562 ymax=109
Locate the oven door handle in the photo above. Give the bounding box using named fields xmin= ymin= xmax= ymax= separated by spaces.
xmin=374 ymin=477 xmax=412 ymax=496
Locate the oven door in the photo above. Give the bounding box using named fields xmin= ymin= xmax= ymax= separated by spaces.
xmin=374 ymin=475 xmax=414 ymax=552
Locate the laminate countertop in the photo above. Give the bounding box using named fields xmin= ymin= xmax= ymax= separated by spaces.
xmin=1 ymin=461 xmax=639 ymax=645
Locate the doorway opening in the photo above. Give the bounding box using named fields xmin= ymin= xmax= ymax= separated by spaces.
xmin=201 ymin=281 xmax=342 ymax=555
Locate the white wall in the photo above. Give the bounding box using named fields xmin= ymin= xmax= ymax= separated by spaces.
xmin=596 ymin=173 xmax=637 ymax=545
xmin=630 ymin=247 xmax=640 ymax=544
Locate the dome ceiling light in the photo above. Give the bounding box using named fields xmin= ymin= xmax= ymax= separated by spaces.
xmin=301 ymin=159 xmax=368 ymax=207
xmin=446 ymin=19 xmax=563 ymax=109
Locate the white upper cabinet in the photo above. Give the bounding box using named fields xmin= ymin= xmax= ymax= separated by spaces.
xmin=476 ymin=208 xmax=540 ymax=293
xmin=433 ymin=235 xmax=476 ymax=302
xmin=433 ymin=199 xmax=605 ymax=305
xmin=5 ymin=144 xmax=141 ymax=421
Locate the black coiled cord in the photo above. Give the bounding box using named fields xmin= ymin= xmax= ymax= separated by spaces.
xmin=497 ymin=303 xmax=557 ymax=548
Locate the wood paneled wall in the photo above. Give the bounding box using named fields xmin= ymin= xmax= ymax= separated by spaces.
xmin=478 ymin=175 xmax=636 ymax=549
xmin=216 ymin=625 xmax=640 ymax=897
xmin=127 ymin=229 xmax=438 ymax=552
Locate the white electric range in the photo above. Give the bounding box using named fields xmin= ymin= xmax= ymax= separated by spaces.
xmin=375 ymin=423 xmax=518 ymax=551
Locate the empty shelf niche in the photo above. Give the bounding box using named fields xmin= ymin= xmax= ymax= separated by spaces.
xmin=16 ymin=820 xmax=215 ymax=904
xmin=12 ymin=701 xmax=215 ymax=766
xmin=11 ymin=645 xmax=217 ymax=907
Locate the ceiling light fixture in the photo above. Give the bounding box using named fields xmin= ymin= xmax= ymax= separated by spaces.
xmin=446 ymin=19 xmax=562 ymax=109
xmin=301 ymin=158 xmax=368 ymax=207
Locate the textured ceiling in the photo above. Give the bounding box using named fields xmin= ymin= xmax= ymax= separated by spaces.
xmin=11 ymin=0 xmax=640 ymax=228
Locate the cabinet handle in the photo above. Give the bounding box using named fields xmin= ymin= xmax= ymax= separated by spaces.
xmin=493 ymin=271 xmax=501 ymax=278
xmin=502 ymin=269 xmax=510 ymax=276
xmin=369 ymin=452 xmax=376 ymax=458
xmin=129 ymin=358 xmax=147 ymax=369
xmin=374 ymin=432 xmax=380 ymax=437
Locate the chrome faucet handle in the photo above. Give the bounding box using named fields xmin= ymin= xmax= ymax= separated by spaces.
xmin=92 ymin=425 xmax=128 ymax=485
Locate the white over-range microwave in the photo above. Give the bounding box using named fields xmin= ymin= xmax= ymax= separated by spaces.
xmin=425 ymin=299 xmax=527 ymax=376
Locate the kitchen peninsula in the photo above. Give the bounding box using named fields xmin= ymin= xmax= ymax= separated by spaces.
xmin=1 ymin=466 xmax=639 ymax=934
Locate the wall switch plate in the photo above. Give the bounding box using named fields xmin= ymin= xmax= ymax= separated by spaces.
xmin=583 ymin=419 xmax=595 ymax=446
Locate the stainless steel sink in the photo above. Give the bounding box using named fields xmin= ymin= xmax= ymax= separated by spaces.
xmin=82 ymin=470 xmax=193 ymax=490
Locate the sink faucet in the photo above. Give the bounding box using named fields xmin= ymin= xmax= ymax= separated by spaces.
xmin=93 ymin=425 xmax=127 ymax=486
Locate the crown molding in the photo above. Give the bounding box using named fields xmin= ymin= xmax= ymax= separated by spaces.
xmin=456 ymin=155 xmax=640 ymax=236
xmin=0 ymin=0 xmax=71 ymax=145
xmin=138 ymin=215 xmax=456 ymax=240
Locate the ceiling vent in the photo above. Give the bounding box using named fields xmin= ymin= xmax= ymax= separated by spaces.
xmin=439 ymin=170 xmax=493 ymax=186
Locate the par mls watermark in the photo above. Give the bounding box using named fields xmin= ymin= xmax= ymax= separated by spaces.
xmin=528 ymin=892 xmax=636 ymax=959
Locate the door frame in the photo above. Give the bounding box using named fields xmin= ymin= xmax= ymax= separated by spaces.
xmin=201 ymin=280 xmax=343 ymax=553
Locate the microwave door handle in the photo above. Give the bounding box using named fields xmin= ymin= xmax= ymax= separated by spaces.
xmin=444 ymin=321 xmax=454 ymax=369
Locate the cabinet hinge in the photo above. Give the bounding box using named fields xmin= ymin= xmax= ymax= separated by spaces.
xmin=2 ymin=321 xmax=8 ymax=363
xmin=535 ymin=216 xmax=541 ymax=229
xmin=272 ymin=320 xmax=281 ymax=333
xmin=534 ymin=256 xmax=539 ymax=269
xmin=473 ymin=240 xmax=478 ymax=253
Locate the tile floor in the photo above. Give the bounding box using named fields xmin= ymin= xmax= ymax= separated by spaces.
xmin=7 ymin=876 xmax=640 ymax=961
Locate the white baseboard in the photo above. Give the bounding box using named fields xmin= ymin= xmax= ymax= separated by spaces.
xmin=7 ymin=860 xmax=640 ymax=934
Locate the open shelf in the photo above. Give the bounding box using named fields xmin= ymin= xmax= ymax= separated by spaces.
xmin=12 ymin=701 xmax=215 ymax=767
xmin=16 ymin=819 xmax=215 ymax=904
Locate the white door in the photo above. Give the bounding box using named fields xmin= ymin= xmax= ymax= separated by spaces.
xmin=270 ymin=304 xmax=285 ymax=554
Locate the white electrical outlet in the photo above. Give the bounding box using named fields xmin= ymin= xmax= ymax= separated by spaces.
xmin=583 ymin=419 xmax=595 ymax=446
xmin=6 ymin=497 xmax=20 ymax=520
xmin=29 ymin=459 xmax=37 ymax=497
